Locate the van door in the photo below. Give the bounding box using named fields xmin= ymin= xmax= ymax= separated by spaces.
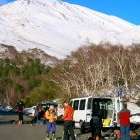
xmin=73 ymin=99 xmax=86 ymax=127
xmin=79 ymin=99 xmax=86 ymax=122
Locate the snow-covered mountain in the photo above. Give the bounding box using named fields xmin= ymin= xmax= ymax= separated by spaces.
xmin=0 ymin=0 xmax=140 ymax=59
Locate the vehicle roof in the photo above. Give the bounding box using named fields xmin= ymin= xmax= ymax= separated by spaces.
xmin=41 ymin=101 xmax=58 ymax=106
xmin=70 ymin=96 xmax=92 ymax=100
xmin=70 ymin=96 xmax=113 ymax=100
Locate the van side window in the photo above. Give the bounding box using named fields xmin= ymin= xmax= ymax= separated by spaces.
xmin=87 ymin=98 xmax=92 ymax=109
xmin=79 ymin=99 xmax=86 ymax=110
xmin=73 ymin=100 xmax=79 ymax=110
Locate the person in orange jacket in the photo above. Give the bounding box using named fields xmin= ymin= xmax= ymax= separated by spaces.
xmin=63 ymin=101 xmax=76 ymax=140
xmin=45 ymin=105 xmax=57 ymax=138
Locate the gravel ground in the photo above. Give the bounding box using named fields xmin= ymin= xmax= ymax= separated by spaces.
xmin=0 ymin=114 xmax=90 ymax=140
xmin=0 ymin=114 xmax=140 ymax=140
xmin=0 ymin=124 xmax=91 ymax=140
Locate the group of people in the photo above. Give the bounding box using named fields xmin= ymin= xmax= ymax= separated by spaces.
xmin=16 ymin=100 xmax=76 ymax=140
xmin=44 ymin=101 xmax=76 ymax=140
xmin=16 ymin=99 xmax=132 ymax=140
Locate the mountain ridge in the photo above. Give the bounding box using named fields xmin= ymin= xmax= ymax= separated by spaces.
xmin=0 ymin=44 xmax=58 ymax=65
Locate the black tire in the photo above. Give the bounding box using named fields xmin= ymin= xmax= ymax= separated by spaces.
xmin=80 ymin=121 xmax=86 ymax=133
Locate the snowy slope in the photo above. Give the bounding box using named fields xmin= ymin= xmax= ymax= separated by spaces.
xmin=0 ymin=0 xmax=140 ymax=59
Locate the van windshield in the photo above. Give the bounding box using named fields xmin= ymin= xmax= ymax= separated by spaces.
xmin=92 ymin=98 xmax=113 ymax=119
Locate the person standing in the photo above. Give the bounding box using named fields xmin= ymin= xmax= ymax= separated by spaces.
xmin=16 ymin=100 xmax=24 ymax=126
xmin=118 ymin=103 xmax=131 ymax=140
xmin=63 ymin=101 xmax=76 ymax=140
xmin=90 ymin=111 xmax=102 ymax=140
xmin=45 ymin=105 xmax=57 ymax=139
xmin=32 ymin=104 xmax=41 ymax=126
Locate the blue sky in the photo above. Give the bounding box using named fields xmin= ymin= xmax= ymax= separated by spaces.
xmin=0 ymin=0 xmax=140 ymax=25
xmin=0 ymin=0 xmax=14 ymax=4
xmin=65 ymin=0 xmax=140 ymax=25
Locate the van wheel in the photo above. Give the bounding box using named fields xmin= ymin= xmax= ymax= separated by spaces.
xmin=80 ymin=121 xmax=85 ymax=134
xmin=79 ymin=120 xmax=83 ymax=127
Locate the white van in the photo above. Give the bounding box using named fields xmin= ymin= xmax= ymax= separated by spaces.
xmin=70 ymin=96 xmax=123 ymax=129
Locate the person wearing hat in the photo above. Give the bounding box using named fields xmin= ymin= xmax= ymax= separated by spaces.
xmin=44 ymin=105 xmax=57 ymax=139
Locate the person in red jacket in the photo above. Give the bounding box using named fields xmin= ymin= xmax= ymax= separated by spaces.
xmin=118 ymin=103 xmax=131 ymax=140
xmin=63 ymin=101 xmax=76 ymax=140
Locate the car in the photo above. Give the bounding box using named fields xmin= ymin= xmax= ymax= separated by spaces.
xmin=0 ymin=105 xmax=13 ymax=112
xmin=40 ymin=101 xmax=58 ymax=111
xmin=23 ymin=106 xmax=36 ymax=117
xmin=0 ymin=105 xmax=3 ymax=111
xmin=4 ymin=105 xmax=13 ymax=111
xmin=23 ymin=101 xmax=58 ymax=117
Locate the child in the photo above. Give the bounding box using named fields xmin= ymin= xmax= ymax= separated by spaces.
xmin=114 ymin=129 xmax=120 ymax=140
xmin=113 ymin=123 xmax=120 ymax=140
xmin=45 ymin=106 xmax=57 ymax=139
